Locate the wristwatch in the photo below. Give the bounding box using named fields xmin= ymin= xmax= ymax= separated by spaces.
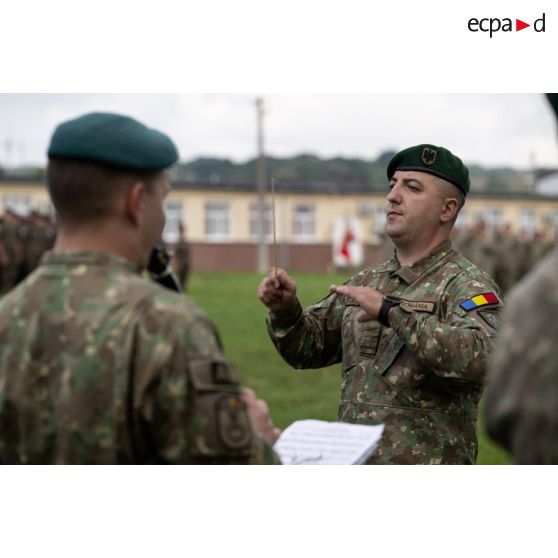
xmin=378 ymin=295 xmax=401 ymax=327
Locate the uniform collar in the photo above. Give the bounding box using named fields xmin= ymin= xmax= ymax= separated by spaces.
xmin=388 ymin=239 xmax=453 ymax=284
xmin=41 ymin=251 xmax=140 ymax=274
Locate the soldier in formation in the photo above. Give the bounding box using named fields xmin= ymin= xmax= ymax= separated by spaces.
xmin=172 ymin=221 xmax=191 ymax=291
xmin=0 ymin=112 xmax=280 ymax=464
xmin=453 ymin=221 xmax=555 ymax=294
xmin=258 ymin=144 xmax=502 ymax=464
xmin=0 ymin=209 xmax=56 ymax=294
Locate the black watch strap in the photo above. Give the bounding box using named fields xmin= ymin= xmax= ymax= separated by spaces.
xmin=378 ymin=296 xmax=401 ymax=327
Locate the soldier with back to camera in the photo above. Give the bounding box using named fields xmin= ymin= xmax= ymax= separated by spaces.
xmin=0 ymin=112 xmax=280 ymax=464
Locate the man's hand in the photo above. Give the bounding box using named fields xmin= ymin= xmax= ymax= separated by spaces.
xmin=329 ymin=284 xmax=384 ymax=322
xmin=257 ymin=267 xmax=298 ymax=314
xmin=241 ymin=387 xmax=281 ymax=446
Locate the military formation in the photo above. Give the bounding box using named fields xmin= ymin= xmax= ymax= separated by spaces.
xmin=170 ymin=222 xmax=191 ymax=292
xmin=0 ymin=210 xmax=193 ymax=295
xmin=0 ymin=209 xmax=56 ymax=294
xmin=1 ymin=206 xmax=553 ymax=300
xmin=452 ymin=222 xmax=555 ymax=294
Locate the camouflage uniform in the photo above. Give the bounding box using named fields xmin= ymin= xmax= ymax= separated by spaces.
xmin=0 ymin=218 xmax=25 ymax=294
xmin=267 ymin=240 xmax=502 ymax=464
xmin=24 ymin=213 xmax=55 ymax=275
xmin=484 ymin=247 xmax=558 ymax=464
xmin=0 ymin=251 xmax=278 ymax=464
xmin=493 ymin=229 xmax=519 ymax=294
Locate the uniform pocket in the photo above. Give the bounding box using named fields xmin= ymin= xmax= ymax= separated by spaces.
xmin=340 ymin=362 xmax=367 ymax=402
xmin=187 ymin=357 xmax=253 ymax=458
xmin=356 ymin=319 xmax=382 ymax=358
xmin=343 ymin=301 xmax=381 ymax=359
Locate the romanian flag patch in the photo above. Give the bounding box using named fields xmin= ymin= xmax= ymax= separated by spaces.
xmin=459 ymin=292 xmax=499 ymax=311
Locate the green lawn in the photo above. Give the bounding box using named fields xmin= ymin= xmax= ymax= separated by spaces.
xmin=188 ymin=270 xmax=512 ymax=465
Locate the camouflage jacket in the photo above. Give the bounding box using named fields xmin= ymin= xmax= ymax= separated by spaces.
xmin=0 ymin=251 xmax=278 ymax=464
xmin=484 ymin=247 xmax=558 ymax=464
xmin=268 ymin=240 xmax=502 ymax=464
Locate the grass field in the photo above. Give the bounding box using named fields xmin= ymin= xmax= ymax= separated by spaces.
xmin=188 ymin=270 xmax=512 ymax=465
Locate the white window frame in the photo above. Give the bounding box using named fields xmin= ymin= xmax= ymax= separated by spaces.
xmin=205 ymin=201 xmax=230 ymax=242
xmin=520 ymin=208 xmax=536 ymax=236
xmin=479 ymin=208 xmax=502 ymax=231
xmin=371 ymin=204 xmax=386 ymax=235
xmin=37 ymin=200 xmax=55 ymax=217
xmin=250 ymin=201 xmax=273 ymax=242
xmin=162 ymin=200 xmax=184 ymax=243
xmin=549 ymin=211 xmax=558 ymax=233
xmin=4 ymin=194 xmax=31 ymax=216
xmin=292 ymin=204 xmax=315 ymax=243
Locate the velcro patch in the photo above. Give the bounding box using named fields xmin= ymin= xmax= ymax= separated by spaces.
xmin=399 ymin=300 xmax=436 ymax=313
xmin=477 ymin=310 xmax=500 ymax=329
xmin=217 ymin=395 xmax=252 ymax=450
xmin=459 ymin=292 xmax=499 ymax=312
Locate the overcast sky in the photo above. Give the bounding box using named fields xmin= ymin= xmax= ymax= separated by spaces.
xmin=0 ymin=93 xmax=557 ymax=170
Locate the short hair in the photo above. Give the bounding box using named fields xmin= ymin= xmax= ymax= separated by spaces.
xmin=435 ymin=177 xmax=465 ymax=223
xmin=47 ymin=159 xmax=160 ymax=225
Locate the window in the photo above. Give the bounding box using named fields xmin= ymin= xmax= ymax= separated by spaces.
xmin=371 ymin=204 xmax=386 ymax=235
xmin=293 ymin=204 xmax=315 ymax=242
xmin=205 ymin=202 xmax=230 ymax=241
xmin=479 ymin=208 xmax=502 ymax=230
xmin=162 ymin=200 xmax=183 ymax=243
xmin=547 ymin=211 xmax=558 ymax=232
xmin=520 ymin=209 xmax=536 ymax=236
xmin=250 ymin=202 xmax=273 ymax=242
xmin=37 ymin=200 xmax=55 ymax=216
xmin=4 ymin=194 xmax=31 ymax=216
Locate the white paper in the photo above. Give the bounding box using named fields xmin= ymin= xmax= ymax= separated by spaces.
xmin=273 ymin=419 xmax=384 ymax=465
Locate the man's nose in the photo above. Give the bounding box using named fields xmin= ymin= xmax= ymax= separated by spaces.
xmin=387 ymin=183 xmax=402 ymax=203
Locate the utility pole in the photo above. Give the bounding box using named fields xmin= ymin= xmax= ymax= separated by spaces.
xmin=255 ymin=97 xmax=268 ymax=272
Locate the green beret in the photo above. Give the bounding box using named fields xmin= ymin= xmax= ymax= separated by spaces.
xmin=387 ymin=144 xmax=470 ymax=195
xmin=48 ymin=112 xmax=179 ymax=171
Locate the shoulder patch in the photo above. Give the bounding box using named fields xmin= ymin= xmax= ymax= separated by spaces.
xmin=217 ymin=395 xmax=252 ymax=450
xmin=477 ymin=310 xmax=500 ymax=330
xmin=459 ymin=292 xmax=499 ymax=312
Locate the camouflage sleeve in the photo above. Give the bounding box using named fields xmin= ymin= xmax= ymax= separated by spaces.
xmin=483 ymin=250 xmax=558 ymax=464
xmin=266 ymin=293 xmax=345 ymax=369
xmin=387 ymin=275 xmax=502 ymax=383
xmin=132 ymin=294 xmax=279 ymax=464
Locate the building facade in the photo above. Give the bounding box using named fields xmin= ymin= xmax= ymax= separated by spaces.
xmin=2 ymin=177 xmax=558 ymax=272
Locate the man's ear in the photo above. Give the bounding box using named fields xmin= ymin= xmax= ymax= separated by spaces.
xmin=125 ymin=181 xmax=146 ymax=226
xmin=440 ymin=197 xmax=459 ymax=224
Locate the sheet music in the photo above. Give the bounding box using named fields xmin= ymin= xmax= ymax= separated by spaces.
xmin=273 ymin=420 xmax=384 ymax=465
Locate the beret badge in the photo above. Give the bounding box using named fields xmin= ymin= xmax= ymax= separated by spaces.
xmin=421 ymin=147 xmax=437 ymax=166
